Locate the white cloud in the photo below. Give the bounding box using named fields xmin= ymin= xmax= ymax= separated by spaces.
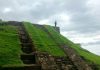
xmin=61 ymin=31 xmax=100 ymax=44
xmin=82 ymin=44 xmax=100 ymax=56
xmin=87 ymin=0 xmax=100 ymax=21
xmin=3 ymin=8 xmax=12 ymax=13
xmin=38 ymin=13 xmax=71 ymax=27
xmin=61 ymin=31 xmax=100 ymax=55
xmin=38 ymin=19 xmax=49 ymax=25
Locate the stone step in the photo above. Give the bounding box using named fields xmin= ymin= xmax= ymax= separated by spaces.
xmin=21 ymin=47 xmax=33 ymax=54
xmin=1 ymin=64 xmax=41 ymax=70
xmin=21 ymin=54 xmax=36 ymax=64
xmin=19 ymin=31 xmax=26 ymax=35
xmin=21 ymin=43 xmax=34 ymax=47
xmin=20 ymin=35 xmax=29 ymax=39
xmin=19 ymin=32 xmax=26 ymax=35
xmin=21 ymin=43 xmax=35 ymax=52
xmin=20 ymin=39 xmax=31 ymax=43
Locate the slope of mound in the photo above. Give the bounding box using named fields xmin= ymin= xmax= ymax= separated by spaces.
xmin=24 ymin=22 xmax=100 ymax=69
xmin=23 ymin=22 xmax=66 ymax=56
xmin=44 ymin=25 xmax=100 ymax=68
xmin=1 ymin=21 xmax=100 ymax=69
xmin=0 ymin=25 xmax=22 ymax=65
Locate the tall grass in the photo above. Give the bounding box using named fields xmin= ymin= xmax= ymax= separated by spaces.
xmin=45 ymin=25 xmax=100 ymax=69
xmin=23 ymin=22 xmax=66 ymax=56
xmin=0 ymin=25 xmax=22 ymax=65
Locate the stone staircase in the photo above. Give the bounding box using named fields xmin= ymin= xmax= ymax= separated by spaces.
xmin=18 ymin=24 xmax=41 ymax=70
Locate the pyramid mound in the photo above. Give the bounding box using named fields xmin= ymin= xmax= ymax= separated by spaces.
xmin=0 ymin=21 xmax=100 ymax=70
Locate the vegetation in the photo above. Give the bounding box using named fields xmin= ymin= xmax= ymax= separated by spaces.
xmin=0 ymin=25 xmax=23 ymax=65
xmin=23 ymin=22 xmax=100 ymax=68
xmin=23 ymin=22 xmax=66 ymax=56
xmin=0 ymin=22 xmax=100 ymax=69
xmin=44 ymin=25 xmax=100 ymax=69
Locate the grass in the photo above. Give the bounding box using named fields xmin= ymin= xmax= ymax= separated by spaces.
xmin=0 ymin=25 xmax=23 ymax=65
xmin=23 ymin=22 xmax=66 ymax=56
xmin=44 ymin=25 xmax=100 ymax=69
xmin=1 ymin=22 xmax=99 ymax=68
xmin=23 ymin=22 xmax=100 ymax=65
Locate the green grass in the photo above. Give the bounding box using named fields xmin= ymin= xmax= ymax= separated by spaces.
xmin=23 ymin=22 xmax=100 ymax=69
xmin=44 ymin=25 xmax=100 ymax=69
xmin=0 ymin=25 xmax=23 ymax=65
xmin=1 ymin=22 xmax=100 ymax=68
xmin=23 ymin=22 xmax=66 ymax=56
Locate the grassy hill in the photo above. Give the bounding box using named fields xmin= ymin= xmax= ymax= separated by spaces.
xmin=23 ymin=22 xmax=66 ymax=56
xmin=45 ymin=24 xmax=100 ymax=69
xmin=44 ymin=25 xmax=100 ymax=64
xmin=24 ymin=22 xmax=100 ymax=69
xmin=0 ymin=21 xmax=100 ymax=69
xmin=0 ymin=25 xmax=22 ymax=65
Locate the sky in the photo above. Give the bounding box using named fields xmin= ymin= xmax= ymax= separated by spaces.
xmin=0 ymin=0 xmax=100 ymax=55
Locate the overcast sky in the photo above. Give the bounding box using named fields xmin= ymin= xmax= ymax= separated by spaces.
xmin=0 ymin=0 xmax=100 ymax=55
